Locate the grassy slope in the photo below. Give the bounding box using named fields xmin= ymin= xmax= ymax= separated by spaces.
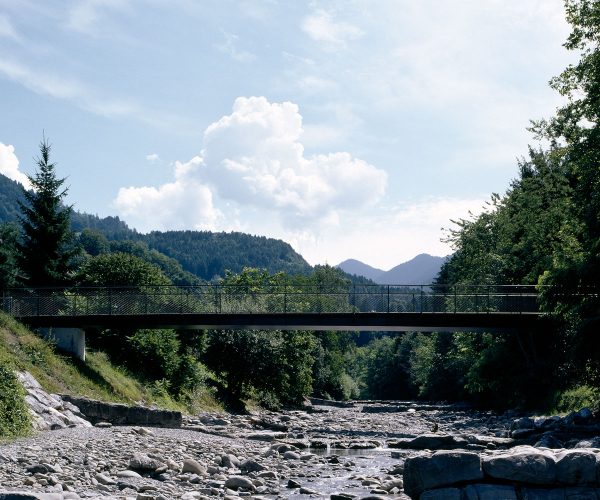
xmin=0 ymin=312 xmax=218 ymax=413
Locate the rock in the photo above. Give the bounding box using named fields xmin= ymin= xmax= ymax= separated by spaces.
xmin=283 ymin=451 xmax=301 ymax=460
xmin=94 ymin=472 xmax=116 ymax=485
xmin=464 ymin=484 xmax=518 ymax=500
xmin=182 ymin=458 xmax=207 ymax=475
xmin=224 ymin=476 xmax=256 ymax=491
xmin=403 ymin=451 xmax=483 ymax=498
xmin=555 ymin=450 xmax=597 ymax=484
xmin=512 ymin=417 xmax=536 ymax=431
xmin=420 ymin=488 xmax=462 ymax=500
xmin=389 ymin=434 xmax=466 ymax=450
xmin=117 ymin=470 xmax=142 ymax=478
xmin=482 ymin=447 xmax=556 ymax=484
xmin=220 ymin=454 xmax=240 ymax=468
xmin=535 ymin=433 xmax=564 ymax=449
xmin=246 ymin=431 xmax=286 ymax=442
xmin=521 ymin=488 xmax=566 ymax=500
xmin=128 ymin=452 xmax=164 ymax=472
xmin=239 ymin=458 xmax=264 ymax=472
xmin=287 ymin=479 xmax=301 ymax=488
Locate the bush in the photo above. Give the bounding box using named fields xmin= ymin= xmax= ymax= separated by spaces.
xmin=555 ymin=385 xmax=600 ymax=414
xmin=0 ymin=365 xmax=31 ymax=438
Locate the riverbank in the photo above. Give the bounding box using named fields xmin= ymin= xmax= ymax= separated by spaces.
xmin=0 ymin=399 xmax=527 ymax=499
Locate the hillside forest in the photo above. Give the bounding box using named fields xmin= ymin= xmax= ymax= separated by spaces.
xmin=1 ymin=0 xmax=600 ymax=413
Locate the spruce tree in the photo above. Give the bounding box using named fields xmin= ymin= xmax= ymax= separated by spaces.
xmin=17 ymin=138 xmax=78 ymax=286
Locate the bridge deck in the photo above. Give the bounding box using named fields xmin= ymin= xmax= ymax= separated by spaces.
xmin=4 ymin=284 xmax=546 ymax=332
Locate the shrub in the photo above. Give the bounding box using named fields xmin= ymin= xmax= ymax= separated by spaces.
xmin=0 ymin=365 xmax=31 ymax=438
xmin=555 ymin=385 xmax=600 ymax=414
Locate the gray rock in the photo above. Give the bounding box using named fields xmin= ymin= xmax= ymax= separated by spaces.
xmin=239 ymin=458 xmax=264 ymax=472
xmin=464 ymin=484 xmax=518 ymax=500
xmin=182 ymin=458 xmax=207 ymax=475
xmin=482 ymin=449 xmax=556 ymax=484
xmin=283 ymin=451 xmax=301 ymax=460
xmin=420 ymin=489 xmax=462 ymax=500
xmin=95 ymin=472 xmax=116 ymax=485
xmin=403 ymin=450 xmax=483 ymax=498
xmin=224 ymin=476 xmax=256 ymax=491
xmin=128 ymin=452 xmax=164 ymax=472
xmin=390 ymin=434 xmax=466 ymax=450
xmin=555 ymin=450 xmax=597 ymax=485
xmin=246 ymin=431 xmax=287 ymax=441
xmin=522 ymin=488 xmax=566 ymax=500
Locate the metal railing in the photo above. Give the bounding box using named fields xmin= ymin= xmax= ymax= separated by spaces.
xmin=2 ymin=284 xmax=540 ymax=318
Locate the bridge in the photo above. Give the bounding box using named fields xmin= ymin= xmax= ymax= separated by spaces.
xmin=3 ymin=283 xmax=544 ymax=332
xmin=2 ymin=284 xmax=549 ymax=360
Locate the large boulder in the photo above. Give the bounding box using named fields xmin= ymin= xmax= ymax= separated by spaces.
xmin=464 ymin=484 xmax=518 ymax=500
xmin=555 ymin=450 xmax=597 ymax=485
xmin=403 ymin=451 xmax=483 ymax=499
xmin=482 ymin=447 xmax=556 ymax=484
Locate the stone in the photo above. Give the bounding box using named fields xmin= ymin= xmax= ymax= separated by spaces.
xmin=224 ymin=476 xmax=256 ymax=491
xmin=482 ymin=448 xmax=556 ymax=484
xmin=182 ymin=458 xmax=207 ymax=475
xmin=283 ymin=451 xmax=301 ymax=460
xmin=239 ymin=459 xmax=264 ymax=472
xmin=555 ymin=450 xmax=597 ymax=485
xmin=403 ymin=451 xmax=483 ymax=498
xmin=464 ymin=484 xmax=518 ymax=500
xmin=420 ymin=488 xmax=462 ymax=500
xmin=287 ymin=479 xmax=301 ymax=488
xmin=246 ymin=431 xmax=286 ymax=442
xmin=535 ymin=433 xmax=565 ymax=449
xmin=128 ymin=452 xmax=164 ymax=472
xmin=389 ymin=434 xmax=465 ymax=450
xmin=94 ymin=472 xmax=116 ymax=485
xmin=522 ymin=488 xmax=566 ymax=500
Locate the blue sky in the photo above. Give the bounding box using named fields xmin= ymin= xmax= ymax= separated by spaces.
xmin=0 ymin=0 xmax=574 ymax=269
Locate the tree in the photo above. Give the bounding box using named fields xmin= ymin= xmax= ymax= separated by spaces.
xmin=0 ymin=223 xmax=19 ymax=289
xmin=17 ymin=139 xmax=79 ymax=286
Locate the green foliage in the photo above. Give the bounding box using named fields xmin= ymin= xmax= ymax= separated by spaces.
xmin=77 ymin=252 xmax=172 ymax=287
xmin=136 ymin=230 xmax=312 ymax=280
xmin=554 ymin=385 xmax=600 ymax=414
xmin=0 ymin=364 xmax=31 ymax=438
xmin=0 ymin=223 xmax=19 ymax=289
xmin=79 ymin=228 xmax=110 ymax=256
xmin=203 ymin=329 xmax=314 ymax=409
xmin=17 ymin=139 xmax=80 ymax=286
xmin=127 ymin=329 xmax=181 ymax=381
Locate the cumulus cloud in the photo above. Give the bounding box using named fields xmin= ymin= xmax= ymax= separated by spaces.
xmin=0 ymin=143 xmax=31 ymax=189
xmin=114 ymin=161 xmax=221 ymax=233
xmin=145 ymin=153 xmax=159 ymax=162
xmin=113 ymin=96 xmax=387 ymax=231
xmin=301 ymin=9 xmax=364 ymax=48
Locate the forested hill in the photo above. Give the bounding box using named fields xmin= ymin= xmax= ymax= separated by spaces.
xmin=132 ymin=231 xmax=311 ymax=279
xmin=0 ymin=172 xmax=311 ymax=280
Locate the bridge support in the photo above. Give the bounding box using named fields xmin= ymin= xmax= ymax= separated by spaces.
xmin=39 ymin=327 xmax=85 ymax=361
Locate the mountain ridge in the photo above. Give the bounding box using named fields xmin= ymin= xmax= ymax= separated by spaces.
xmin=336 ymin=253 xmax=448 ymax=284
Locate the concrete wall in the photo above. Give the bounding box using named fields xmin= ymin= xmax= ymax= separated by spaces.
xmin=39 ymin=327 xmax=85 ymax=361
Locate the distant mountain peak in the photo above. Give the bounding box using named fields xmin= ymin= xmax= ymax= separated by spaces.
xmin=336 ymin=254 xmax=448 ymax=284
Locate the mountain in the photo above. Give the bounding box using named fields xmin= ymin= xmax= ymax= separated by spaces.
xmin=377 ymin=254 xmax=447 ymax=284
xmin=336 ymin=259 xmax=384 ymax=281
xmin=336 ymin=253 xmax=447 ymax=285
xmin=0 ymin=172 xmax=311 ymax=280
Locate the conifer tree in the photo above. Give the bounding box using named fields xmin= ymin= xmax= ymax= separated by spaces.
xmin=17 ymin=138 xmax=78 ymax=286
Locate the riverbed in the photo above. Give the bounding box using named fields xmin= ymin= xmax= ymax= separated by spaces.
xmin=0 ymin=400 xmax=521 ymax=499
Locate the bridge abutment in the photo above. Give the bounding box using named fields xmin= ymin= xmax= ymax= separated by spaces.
xmin=39 ymin=327 xmax=86 ymax=361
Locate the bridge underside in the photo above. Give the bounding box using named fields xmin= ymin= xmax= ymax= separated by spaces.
xmin=19 ymin=312 xmax=545 ymax=333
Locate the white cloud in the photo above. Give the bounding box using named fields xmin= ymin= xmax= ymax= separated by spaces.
xmin=301 ymin=9 xmax=363 ymax=48
xmin=113 ymin=96 xmax=387 ymax=231
xmin=114 ymin=167 xmax=221 ymax=233
xmin=145 ymin=153 xmax=160 ymax=162
xmin=0 ymin=143 xmax=31 ymax=189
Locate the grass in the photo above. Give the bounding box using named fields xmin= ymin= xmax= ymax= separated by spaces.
xmin=0 ymin=312 xmax=221 ymax=414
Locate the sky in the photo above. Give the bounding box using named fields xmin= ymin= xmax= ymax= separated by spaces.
xmin=0 ymin=0 xmax=575 ymax=270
